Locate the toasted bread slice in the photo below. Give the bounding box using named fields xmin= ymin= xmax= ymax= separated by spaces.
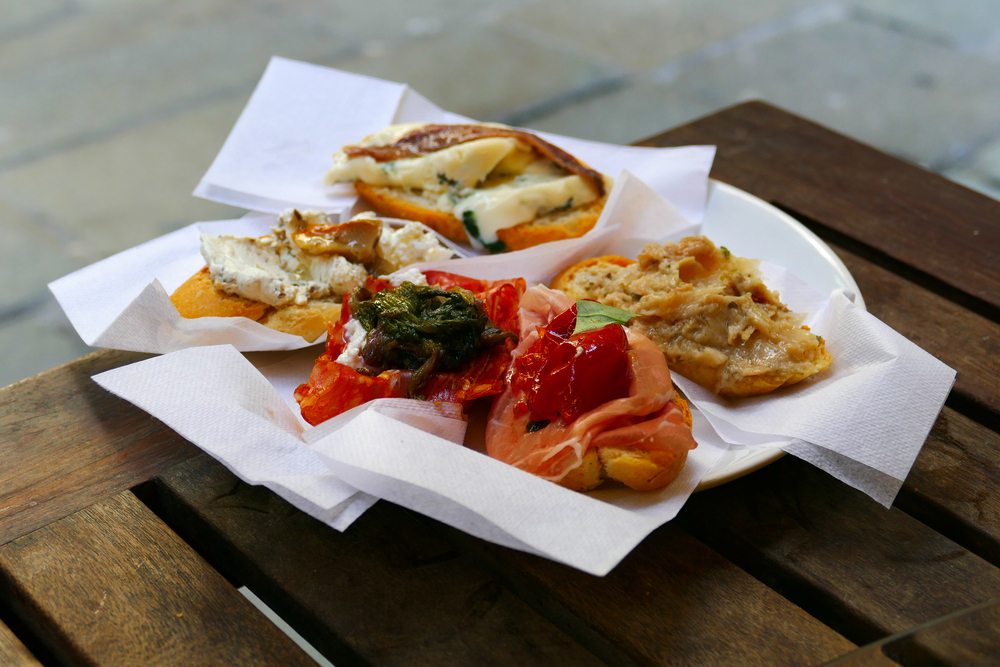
xmin=356 ymin=181 xmax=469 ymax=242
xmin=258 ymin=300 xmax=342 ymax=343
xmin=552 ymin=241 xmax=833 ymax=397
xmin=171 ymin=268 xmax=341 ymax=341
xmin=356 ymin=180 xmax=610 ymax=251
xmin=559 ymin=394 xmax=693 ymax=492
xmin=171 ymin=268 xmax=271 ymax=321
xmin=551 ymin=255 xmax=635 ymax=299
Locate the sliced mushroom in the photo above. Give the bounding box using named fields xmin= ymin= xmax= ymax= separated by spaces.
xmin=291 ymin=216 xmax=383 ymax=264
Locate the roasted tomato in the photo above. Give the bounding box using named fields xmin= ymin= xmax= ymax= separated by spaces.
xmin=295 ymin=271 xmax=525 ymax=426
xmin=510 ymin=304 xmax=632 ymax=424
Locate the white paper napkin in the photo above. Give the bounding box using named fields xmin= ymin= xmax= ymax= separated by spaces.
xmin=193 ymin=57 xmax=716 ymax=227
xmin=93 ymin=342 xmax=729 ymax=575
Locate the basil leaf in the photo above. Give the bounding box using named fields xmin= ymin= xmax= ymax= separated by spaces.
xmin=573 ymin=300 xmax=637 ymax=335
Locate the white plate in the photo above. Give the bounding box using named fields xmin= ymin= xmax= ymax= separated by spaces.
xmin=694 ymin=180 xmax=865 ymax=490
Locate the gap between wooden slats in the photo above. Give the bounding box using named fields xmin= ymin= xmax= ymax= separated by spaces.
xmin=135 ymin=455 xmax=610 ymax=667
xmin=641 ymin=101 xmax=1000 ymax=312
xmin=674 ymin=454 xmax=1000 ymax=654
xmin=0 ymin=617 xmax=42 ymax=667
xmin=0 ymin=491 xmax=317 ymax=667
xmin=778 ymin=205 xmax=1000 ymax=433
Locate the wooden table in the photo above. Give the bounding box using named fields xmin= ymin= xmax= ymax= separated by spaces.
xmin=3 ymin=102 xmax=999 ymax=666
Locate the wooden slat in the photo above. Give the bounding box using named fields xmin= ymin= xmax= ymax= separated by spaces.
xmin=143 ymin=454 xmax=607 ymax=667
xmin=0 ymin=491 xmax=315 ymax=667
xmin=438 ymin=520 xmax=860 ymax=667
xmin=898 ymin=407 xmax=1000 ymax=566
xmin=0 ymin=349 xmax=198 ymax=547
xmin=829 ymin=243 xmax=1000 ymax=419
xmin=0 ymin=619 xmax=41 ymax=667
xmin=644 ymin=101 xmax=1000 ymax=311
xmin=674 ymin=455 xmax=1000 ymax=645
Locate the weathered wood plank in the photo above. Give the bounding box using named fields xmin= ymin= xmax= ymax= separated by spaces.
xmin=828 ymin=243 xmax=1000 ymax=420
xmin=0 ymin=619 xmax=41 ymax=667
xmin=644 ymin=101 xmax=1000 ymax=311
xmin=898 ymin=408 xmax=1000 ymax=567
xmin=674 ymin=454 xmax=1000 ymax=646
xmin=143 ymin=454 xmax=607 ymax=667
xmin=436 ymin=519 xmax=860 ymax=667
xmin=0 ymin=349 xmax=198 ymax=547
xmin=0 ymin=491 xmax=315 ymax=667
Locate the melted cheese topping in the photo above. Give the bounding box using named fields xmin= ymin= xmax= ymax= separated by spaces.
xmin=324 ymin=123 xmax=601 ymax=249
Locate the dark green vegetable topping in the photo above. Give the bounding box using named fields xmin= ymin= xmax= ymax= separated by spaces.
xmin=526 ymin=419 xmax=550 ymax=433
xmin=553 ymin=197 xmax=574 ymax=212
xmin=721 ymin=246 xmax=731 ymax=259
xmin=462 ymin=210 xmax=506 ymax=254
xmin=437 ymin=172 xmax=459 ymax=188
xmin=350 ymin=282 xmax=515 ymax=398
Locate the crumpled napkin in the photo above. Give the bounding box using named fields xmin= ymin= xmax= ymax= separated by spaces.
xmin=93 ymin=342 xmax=730 ymax=576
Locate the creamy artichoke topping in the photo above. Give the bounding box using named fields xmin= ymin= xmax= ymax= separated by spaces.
xmin=200 ymin=210 xmax=452 ymax=308
xmin=378 ymin=222 xmax=455 ymax=270
xmin=325 ymin=123 xmax=602 ymax=249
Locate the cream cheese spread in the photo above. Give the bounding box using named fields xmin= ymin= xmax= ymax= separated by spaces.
xmin=201 ymin=210 xmax=453 ymax=308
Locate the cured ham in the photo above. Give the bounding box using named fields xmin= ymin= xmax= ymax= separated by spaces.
xmin=295 ymin=272 xmax=524 ymax=426
xmin=486 ymin=286 xmax=696 ymax=486
xmin=343 ymin=124 xmax=606 ymax=198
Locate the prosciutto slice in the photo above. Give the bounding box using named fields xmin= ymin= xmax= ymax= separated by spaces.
xmin=486 ymin=286 xmax=696 ymax=482
xmin=343 ymin=124 xmax=606 ymax=198
xmin=295 ymin=273 xmax=524 ymax=426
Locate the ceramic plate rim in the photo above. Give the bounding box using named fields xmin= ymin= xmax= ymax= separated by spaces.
xmin=694 ymin=180 xmax=864 ymax=491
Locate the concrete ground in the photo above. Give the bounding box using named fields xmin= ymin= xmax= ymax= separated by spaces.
xmin=3 ymin=0 xmax=1000 ymax=388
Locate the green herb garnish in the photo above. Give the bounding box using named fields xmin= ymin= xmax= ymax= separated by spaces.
xmin=437 ymin=172 xmax=458 ymax=188
xmin=572 ymin=300 xmax=637 ymax=335
xmin=721 ymin=246 xmax=731 ymax=259
xmin=350 ymin=282 xmax=515 ymax=397
xmin=461 ymin=210 xmax=506 ymax=254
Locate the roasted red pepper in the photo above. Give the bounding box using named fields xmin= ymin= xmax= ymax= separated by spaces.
xmin=510 ymin=304 xmax=632 ymax=424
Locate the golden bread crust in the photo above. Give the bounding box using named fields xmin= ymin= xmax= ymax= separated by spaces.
xmin=355 ymin=181 xmax=468 ymax=242
xmin=496 ymin=194 xmax=607 ymax=251
xmin=557 ymin=394 xmax=694 ymax=493
xmin=550 ymin=255 xmax=635 ymax=299
xmin=170 ymin=268 xmax=271 ymax=321
xmin=171 ymin=268 xmax=342 ymax=340
xmin=355 ymin=178 xmax=611 ymax=251
xmin=259 ymin=300 xmax=342 ymax=343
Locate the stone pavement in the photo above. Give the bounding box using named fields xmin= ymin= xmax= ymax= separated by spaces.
xmin=3 ymin=0 xmax=1000 ymax=387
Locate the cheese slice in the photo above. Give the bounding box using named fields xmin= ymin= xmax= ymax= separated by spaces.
xmin=326 ymin=124 xmax=604 ymax=249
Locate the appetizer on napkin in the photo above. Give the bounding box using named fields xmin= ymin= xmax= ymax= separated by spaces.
xmin=294 ymin=268 xmax=699 ymax=494
xmin=324 ymin=123 xmax=613 ymax=253
xmin=552 ymin=237 xmax=833 ymax=396
xmin=171 ymin=209 xmax=454 ymax=342
xmin=295 ymin=270 xmax=524 ymax=422
xmin=486 ymin=285 xmax=696 ymax=492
